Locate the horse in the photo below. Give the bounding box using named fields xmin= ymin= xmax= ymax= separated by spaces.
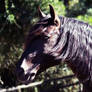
xmin=16 ymin=5 xmax=92 ymax=92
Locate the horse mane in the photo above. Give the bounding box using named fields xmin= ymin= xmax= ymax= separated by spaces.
xmin=49 ymin=16 xmax=92 ymax=83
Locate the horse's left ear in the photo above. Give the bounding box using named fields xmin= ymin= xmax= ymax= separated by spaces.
xmin=38 ymin=7 xmax=46 ymax=19
xmin=49 ymin=5 xmax=60 ymax=26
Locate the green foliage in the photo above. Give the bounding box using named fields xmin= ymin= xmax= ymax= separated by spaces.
xmin=7 ymin=14 xmax=15 ymax=23
xmin=65 ymin=0 xmax=90 ymax=17
xmin=77 ymin=8 xmax=92 ymax=25
xmin=40 ymin=0 xmax=65 ymax=15
xmin=77 ymin=15 xmax=92 ymax=25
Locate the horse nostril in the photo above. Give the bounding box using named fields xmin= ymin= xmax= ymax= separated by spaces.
xmin=30 ymin=73 xmax=35 ymax=77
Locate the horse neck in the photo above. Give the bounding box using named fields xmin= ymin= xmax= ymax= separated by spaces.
xmin=56 ymin=17 xmax=92 ymax=84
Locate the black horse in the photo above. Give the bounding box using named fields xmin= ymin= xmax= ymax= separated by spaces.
xmin=16 ymin=5 xmax=92 ymax=92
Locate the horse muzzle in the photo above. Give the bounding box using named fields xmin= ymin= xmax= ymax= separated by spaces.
xmin=16 ymin=64 xmax=40 ymax=84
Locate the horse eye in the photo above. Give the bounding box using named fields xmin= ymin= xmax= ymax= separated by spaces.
xmin=26 ymin=55 xmax=32 ymax=61
xmin=26 ymin=52 xmax=37 ymax=61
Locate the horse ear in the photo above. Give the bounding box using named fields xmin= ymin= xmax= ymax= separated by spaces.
xmin=49 ymin=4 xmax=60 ymax=26
xmin=49 ymin=5 xmax=55 ymax=20
xmin=38 ymin=7 xmax=46 ymax=18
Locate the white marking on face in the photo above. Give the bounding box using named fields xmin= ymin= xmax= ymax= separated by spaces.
xmin=20 ymin=59 xmax=32 ymax=74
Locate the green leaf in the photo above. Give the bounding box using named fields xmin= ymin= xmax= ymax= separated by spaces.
xmin=7 ymin=14 xmax=15 ymax=23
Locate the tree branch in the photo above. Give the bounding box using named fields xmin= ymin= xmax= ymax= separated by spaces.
xmin=0 ymin=74 xmax=81 ymax=92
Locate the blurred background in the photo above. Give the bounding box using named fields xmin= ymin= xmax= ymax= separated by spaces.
xmin=0 ymin=0 xmax=92 ymax=92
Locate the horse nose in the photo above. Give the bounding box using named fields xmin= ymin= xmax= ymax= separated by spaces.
xmin=30 ymin=73 xmax=35 ymax=77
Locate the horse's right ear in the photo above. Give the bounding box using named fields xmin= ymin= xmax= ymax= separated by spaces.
xmin=38 ymin=7 xmax=46 ymax=18
xmin=49 ymin=5 xmax=60 ymax=27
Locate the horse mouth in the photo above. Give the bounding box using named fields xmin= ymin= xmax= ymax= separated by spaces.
xmin=18 ymin=64 xmax=40 ymax=84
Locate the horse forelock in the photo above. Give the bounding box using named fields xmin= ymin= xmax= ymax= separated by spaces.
xmin=24 ymin=19 xmax=48 ymax=50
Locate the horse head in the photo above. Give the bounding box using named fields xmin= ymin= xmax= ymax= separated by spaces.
xmin=16 ymin=5 xmax=61 ymax=84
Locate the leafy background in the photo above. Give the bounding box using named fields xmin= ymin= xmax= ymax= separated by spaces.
xmin=0 ymin=0 xmax=92 ymax=92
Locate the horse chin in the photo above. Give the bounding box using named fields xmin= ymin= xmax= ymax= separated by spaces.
xmin=19 ymin=64 xmax=40 ymax=84
xmin=24 ymin=75 xmax=36 ymax=85
xmin=18 ymin=73 xmax=36 ymax=85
